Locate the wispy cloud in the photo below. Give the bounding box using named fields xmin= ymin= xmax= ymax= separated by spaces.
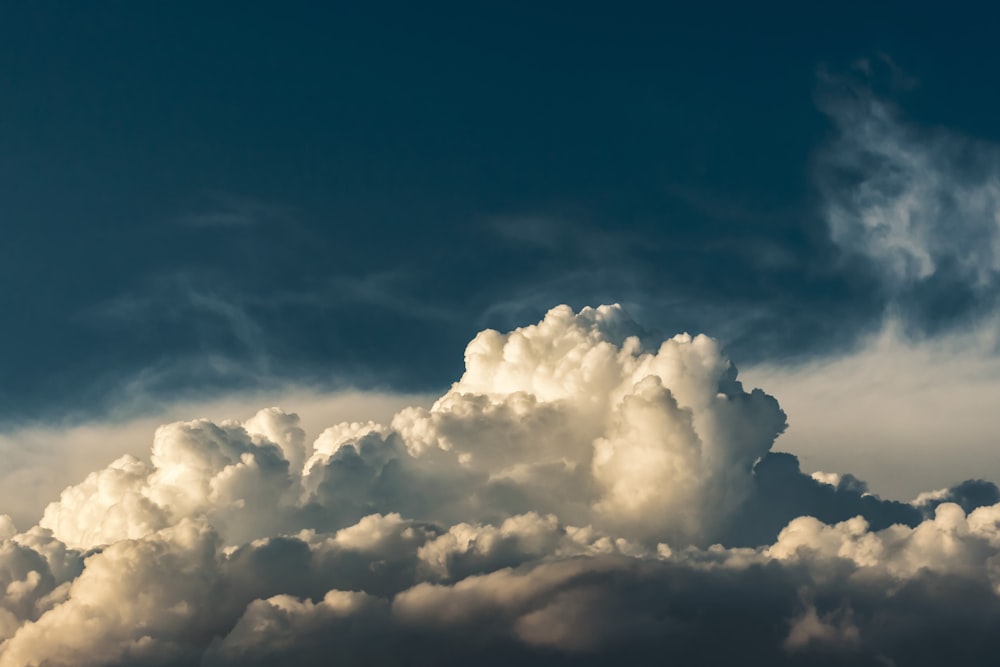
xmin=739 ymin=62 xmax=1000 ymax=499
xmin=817 ymin=60 xmax=1000 ymax=297
xmin=172 ymin=192 xmax=295 ymax=229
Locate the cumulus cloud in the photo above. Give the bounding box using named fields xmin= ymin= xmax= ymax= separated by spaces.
xmin=2 ymin=305 xmax=1000 ymax=666
xmin=0 ymin=388 xmax=431 ymax=529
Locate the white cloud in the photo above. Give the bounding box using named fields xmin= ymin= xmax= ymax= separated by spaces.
xmin=0 ymin=388 xmax=433 ymax=529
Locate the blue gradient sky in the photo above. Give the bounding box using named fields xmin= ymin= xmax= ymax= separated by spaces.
xmin=2 ymin=2 xmax=999 ymax=423
xmin=6 ymin=7 xmax=1000 ymax=665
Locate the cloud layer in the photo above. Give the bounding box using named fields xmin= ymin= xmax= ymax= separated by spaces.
xmin=1 ymin=305 xmax=999 ymax=665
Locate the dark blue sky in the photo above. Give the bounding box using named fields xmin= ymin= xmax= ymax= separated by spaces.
xmin=2 ymin=2 xmax=999 ymax=422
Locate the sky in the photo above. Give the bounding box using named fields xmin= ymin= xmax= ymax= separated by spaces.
xmin=3 ymin=3 xmax=1000 ymax=666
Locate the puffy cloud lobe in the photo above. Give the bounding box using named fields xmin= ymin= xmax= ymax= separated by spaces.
xmin=40 ymin=418 xmax=299 ymax=549
xmin=0 ymin=521 xmax=218 ymax=667
xmin=783 ymin=600 xmax=860 ymax=653
xmin=0 ymin=535 xmax=77 ymax=643
xmin=768 ymin=502 xmax=1000 ymax=586
xmin=39 ymin=455 xmax=166 ymax=549
xmin=4 ymin=305 xmax=1000 ymax=665
xmin=206 ymin=590 xmax=390 ymax=666
xmin=313 ymin=304 xmax=788 ymax=544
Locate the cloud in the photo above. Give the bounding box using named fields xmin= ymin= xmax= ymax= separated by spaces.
xmin=172 ymin=193 xmax=294 ymax=229
xmin=0 ymin=388 xmax=433 ymax=530
xmin=2 ymin=305 xmax=1000 ymax=665
xmin=743 ymin=316 xmax=1000 ymax=500
xmin=817 ymin=61 xmax=1000 ymax=312
xmin=733 ymin=64 xmax=1000 ymax=507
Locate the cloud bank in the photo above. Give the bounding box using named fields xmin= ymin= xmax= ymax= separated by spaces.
xmin=1 ymin=305 xmax=999 ymax=666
